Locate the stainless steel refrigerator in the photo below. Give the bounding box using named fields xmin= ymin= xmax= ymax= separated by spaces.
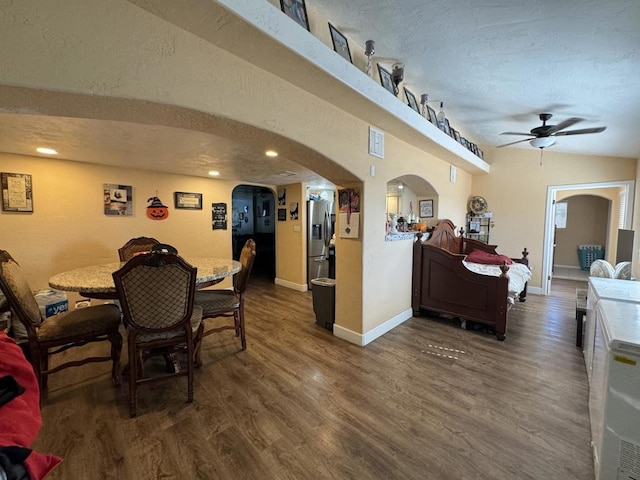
xmin=307 ymin=199 xmax=334 ymax=288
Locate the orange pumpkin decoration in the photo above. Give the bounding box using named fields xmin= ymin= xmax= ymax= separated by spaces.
xmin=147 ymin=196 xmax=169 ymax=220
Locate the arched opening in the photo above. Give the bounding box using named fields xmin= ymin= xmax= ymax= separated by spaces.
xmin=386 ymin=174 xmax=438 ymax=233
xmin=552 ymin=194 xmax=610 ymax=281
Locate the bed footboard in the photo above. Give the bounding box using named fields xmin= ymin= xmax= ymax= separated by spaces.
xmin=412 ymin=242 xmax=511 ymax=340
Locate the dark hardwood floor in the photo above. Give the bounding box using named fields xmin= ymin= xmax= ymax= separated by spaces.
xmin=34 ymin=276 xmax=593 ymax=479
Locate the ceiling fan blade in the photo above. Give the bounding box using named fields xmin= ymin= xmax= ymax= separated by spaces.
xmin=548 ymin=117 xmax=583 ymax=133
xmin=500 ymin=131 xmax=534 ymax=136
xmin=497 ymin=138 xmax=533 ymax=148
xmin=554 ymin=126 xmax=607 ymax=136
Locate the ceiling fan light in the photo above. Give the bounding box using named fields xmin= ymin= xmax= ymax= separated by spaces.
xmin=530 ymin=137 xmax=556 ymax=149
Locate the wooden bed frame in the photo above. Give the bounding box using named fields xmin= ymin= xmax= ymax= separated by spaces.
xmin=411 ymin=219 xmax=529 ymax=340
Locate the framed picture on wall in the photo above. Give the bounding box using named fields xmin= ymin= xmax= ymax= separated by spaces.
xmin=174 ymin=191 xmax=202 ymax=209
xmin=419 ymin=199 xmax=434 ymax=218
xmin=103 ymin=183 xmax=133 ymax=216
xmin=1 ymin=172 xmax=33 ymax=212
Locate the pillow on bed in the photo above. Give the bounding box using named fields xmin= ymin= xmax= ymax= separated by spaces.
xmin=466 ymin=249 xmax=513 ymax=265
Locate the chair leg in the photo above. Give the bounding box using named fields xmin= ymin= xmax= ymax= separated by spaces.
xmin=40 ymin=350 xmax=49 ymax=390
xmin=109 ymin=330 xmax=123 ymax=387
xmin=128 ymin=339 xmax=138 ymax=418
xmin=29 ymin=345 xmax=44 ymax=396
xmin=194 ymin=324 xmax=204 ymax=369
xmin=186 ymin=334 xmax=195 ymax=404
xmin=238 ymin=307 xmax=246 ymax=351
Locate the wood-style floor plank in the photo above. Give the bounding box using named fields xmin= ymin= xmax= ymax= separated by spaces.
xmin=33 ymin=276 xmax=593 ymax=479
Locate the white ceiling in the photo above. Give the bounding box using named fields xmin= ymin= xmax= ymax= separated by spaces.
xmin=1 ymin=0 xmax=639 ymax=188
xmin=312 ymin=0 xmax=640 ymax=159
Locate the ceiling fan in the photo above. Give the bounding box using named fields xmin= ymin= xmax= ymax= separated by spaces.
xmin=497 ymin=113 xmax=607 ymax=149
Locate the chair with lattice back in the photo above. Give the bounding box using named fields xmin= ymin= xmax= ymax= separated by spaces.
xmin=0 ymin=250 xmax=122 ymax=395
xmin=193 ymin=239 xmax=256 ymax=365
xmin=118 ymin=237 xmax=160 ymax=262
xmin=112 ymin=251 xmax=203 ymax=417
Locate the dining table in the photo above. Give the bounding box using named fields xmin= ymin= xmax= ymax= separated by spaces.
xmin=49 ymin=256 xmax=242 ymax=299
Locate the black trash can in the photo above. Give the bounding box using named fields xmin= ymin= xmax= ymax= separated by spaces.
xmin=311 ymin=277 xmax=335 ymax=330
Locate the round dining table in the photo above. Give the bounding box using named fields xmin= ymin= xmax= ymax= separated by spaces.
xmin=49 ymin=257 xmax=242 ymax=299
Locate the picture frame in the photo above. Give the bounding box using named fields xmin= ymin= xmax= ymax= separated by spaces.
xmin=103 ymin=183 xmax=133 ymax=216
xmin=1 ymin=172 xmax=33 ymax=212
xmin=427 ymin=105 xmax=438 ymax=125
xmin=174 ymin=191 xmax=202 ymax=210
xmin=453 ymin=129 xmax=462 ymax=142
xmin=278 ymin=208 xmax=287 ymax=221
xmin=328 ymin=23 xmax=352 ymax=63
xmin=377 ymin=64 xmax=395 ymax=95
xmin=444 ymin=118 xmax=452 ymax=136
xmin=419 ymin=199 xmax=434 ymax=218
xmin=211 ymin=202 xmax=227 ymax=230
xmin=404 ymin=87 xmax=420 ymax=113
xmin=279 ymin=0 xmax=309 ymax=31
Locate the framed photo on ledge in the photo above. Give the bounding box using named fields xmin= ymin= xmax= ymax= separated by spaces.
xmin=377 ymin=64 xmax=395 ymax=95
xmin=419 ymin=199 xmax=434 ymax=218
xmin=279 ymin=0 xmax=309 ymax=31
xmin=328 ymin=23 xmax=352 ymax=63
xmin=404 ymin=87 xmax=420 ymax=113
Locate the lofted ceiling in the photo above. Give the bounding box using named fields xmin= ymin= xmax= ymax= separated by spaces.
xmin=311 ymin=0 xmax=640 ymax=159
xmin=1 ymin=0 xmax=638 ymax=190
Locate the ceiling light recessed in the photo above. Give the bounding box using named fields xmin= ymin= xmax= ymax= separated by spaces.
xmin=265 ymin=150 xmax=278 ymax=157
xmin=208 ymin=170 xmax=220 ymax=176
xmin=36 ymin=147 xmax=58 ymax=155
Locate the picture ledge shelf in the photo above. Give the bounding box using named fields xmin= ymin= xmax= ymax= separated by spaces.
xmin=203 ymin=0 xmax=491 ymax=175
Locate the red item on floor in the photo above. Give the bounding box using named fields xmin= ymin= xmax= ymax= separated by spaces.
xmin=0 ymin=332 xmax=62 ymax=479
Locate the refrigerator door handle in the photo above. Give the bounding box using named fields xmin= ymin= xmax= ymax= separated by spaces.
xmin=323 ymin=211 xmax=330 ymax=249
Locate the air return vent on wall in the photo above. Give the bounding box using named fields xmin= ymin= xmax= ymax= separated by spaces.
xmin=369 ymin=126 xmax=384 ymax=158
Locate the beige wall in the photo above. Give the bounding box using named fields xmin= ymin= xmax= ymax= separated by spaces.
xmin=554 ymin=195 xmax=609 ymax=267
xmin=275 ymin=183 xmax=306 ymax=286
xmin=473 ymin=147 xmax=637 ymax=288
xmin=0 ymin=153 xmax=239 ymax=304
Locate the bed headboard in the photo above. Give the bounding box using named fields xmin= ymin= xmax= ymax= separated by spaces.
xmin=425 ymin=220 xmax=464 ymax=254
xmin=424 ymin=219 xmax=499 ymax=255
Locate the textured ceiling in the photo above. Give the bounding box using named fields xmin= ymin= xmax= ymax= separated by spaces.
xmin=312 ymin=0 xmax=640 ymax=159
xmin=1 ymin=0 xmax=638 ymax=190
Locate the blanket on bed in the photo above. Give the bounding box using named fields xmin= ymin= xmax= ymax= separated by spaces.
xmin=462 ymin=261 xmax=531 ymax=300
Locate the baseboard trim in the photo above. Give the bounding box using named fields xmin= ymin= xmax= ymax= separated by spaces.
xmin=333 ymin=308 xmax=413 ymax=346
xmin=527 ymin=286 xmax=543 ymax=295
xmin=554 ymin=264 xmax=581 ymax=270
xmin=274 ymin=278 xmax=307 ymax=292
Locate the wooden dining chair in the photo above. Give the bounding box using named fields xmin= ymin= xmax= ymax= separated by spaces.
xmin=118 ymin=236 xmax=160 ymax=262
xmin=112 ymin=251 xmax=203 ymax=417
xmin=193 ymin=239 xmax=256 ymax=365
xmin=0 ymin=250 xmax=122 ymax=394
